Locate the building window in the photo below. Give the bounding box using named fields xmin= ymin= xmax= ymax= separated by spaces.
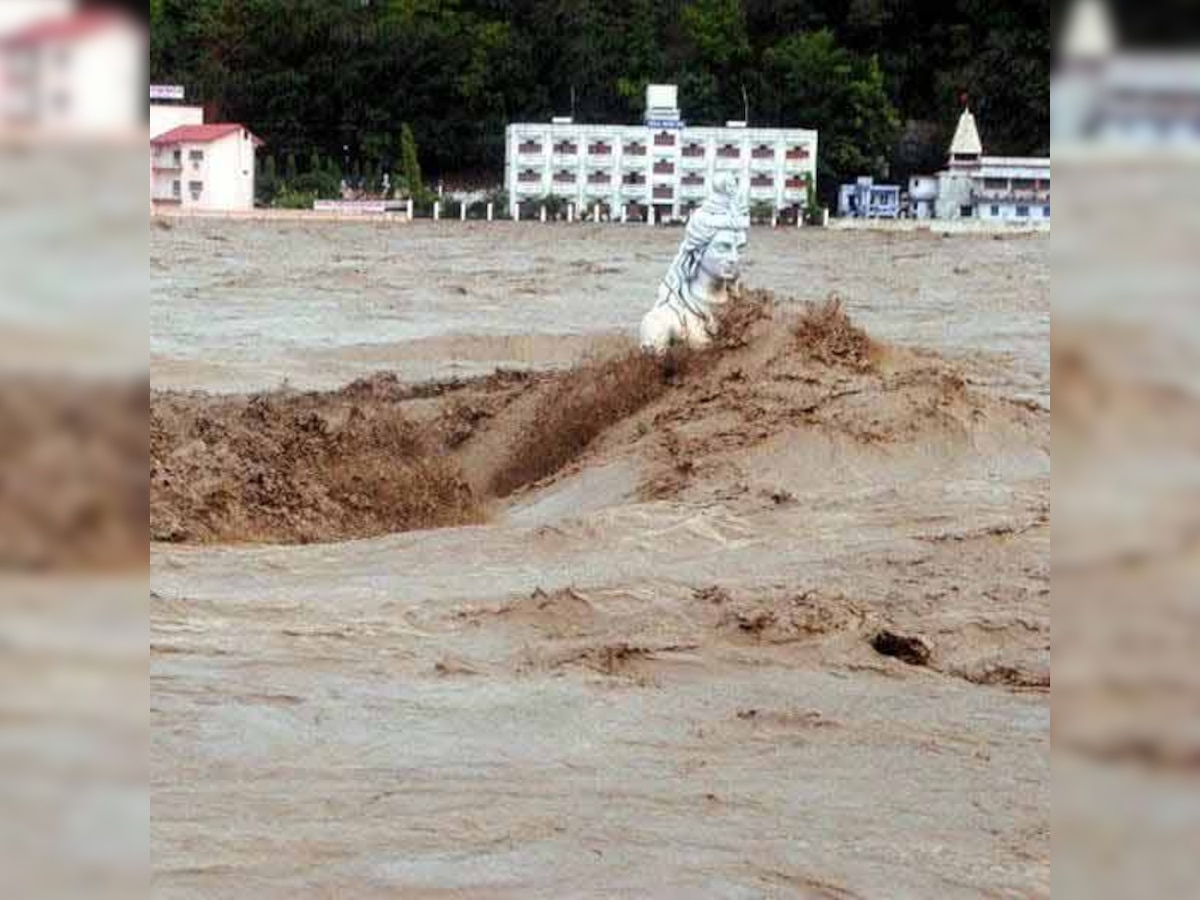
xmin=751 ymin=174 xmax=773 ymax=187
xmin=717 ymin=144 xmax=740 ymax=159
xmin=960 ymin=205 xmax=973 ymax=218
xmin=1042 ymin=205 xmax=1050 ymax=217
xmin=682 ymin=174 xmax=705 ymax=186
xmin=1016 ymin=205 xmax=1029 ymax=217
xmin=519 ymin=140 xmax=542 ymax=154
xmin=983 ymin=178 xmax=1007 ymax=191
xmin=990 ymin=205 xmax=1000 ymax=216
xmin=786 ymin=146 xmax=810 ymax=160
xmin=588 ymin=171 xmax=611 ymax=184
xmin=188 ymin=181 xmax=203 ymax=200
xmin=518 ymin=170 xmax=540 ymax=183
xmin=172 ymin=180 xmax=181 ymax=198
xmin=752 ymin=145 xmax=774 ymax=159
xmin=553 ymin=170 xmax=576 ymax=184
xmin=785 ymin=177 xmax=807 ymax=190
xmin=588 ymin=141 xmax=611 ymax=155
xmin=189 ymin=150 xmax=204 ymax=162
xmin=682 ymin=143 xmax=705 ymax=157
xmin=173 ymin=149 xmax=182 ymax=166
xmin=624 ymin=142 xmax=646 ymax=156
xmin=653 ymin=161 xmax=674 ymax=175
xmin=653 ymin=185 xmax=673 ymax=199
xmin=553 ymin=140 xmax=578 ymax=155
xmin=654 ymin=131 xmax=675 ymax=146
xmin=623 ymin=172 xmax=645 ymax=185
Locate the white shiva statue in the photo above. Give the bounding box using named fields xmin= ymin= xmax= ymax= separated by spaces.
xmin=639 ymin=174 xmax=750 ymax=351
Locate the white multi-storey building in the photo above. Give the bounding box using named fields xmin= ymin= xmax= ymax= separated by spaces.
xmin=505 ymin=84 xmax=818 ymax=221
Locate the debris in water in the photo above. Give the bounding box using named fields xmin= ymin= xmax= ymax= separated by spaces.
xmin=871 ymin=629 xmax=933 ymax=666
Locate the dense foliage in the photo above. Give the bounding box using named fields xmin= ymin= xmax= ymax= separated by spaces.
xmin=151 ymin=0 xmax=1049 ymax=200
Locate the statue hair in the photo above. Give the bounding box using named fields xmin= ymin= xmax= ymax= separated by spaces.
xmin=658 ymin=174 xmax=751 ymax=319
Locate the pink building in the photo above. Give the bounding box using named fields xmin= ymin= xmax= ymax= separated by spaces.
xmin=0 ymin=7 xmax=144 ymax=137
xmin=151 ymin=124 xmax=263 ymax=212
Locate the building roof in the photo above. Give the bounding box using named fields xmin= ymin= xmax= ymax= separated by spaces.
xmin=151 ymin=124 xmax=264 ymax=147
xmin=0 ymin=9 xmax=140 ymax=48
xmin=949 ymin=108 xmax=983 ymax=156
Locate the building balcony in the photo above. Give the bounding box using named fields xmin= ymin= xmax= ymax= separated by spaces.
xmin=680 ymin=154 xmax=707 ymax=170
xmin=152 ymin=193 xmax=182 ymax=204
xmin=714 ymin=155 xmax=743 ymax=170
xmin=619 ymin=183 xmax=647 ymax=197
xmin=782 ymin=188 xmax=807 ymax=203
xmin=551 ymin=182 xmax=579 ymax=197
xmin=515 ymin=180 xmax=544 ymax=195
xmin=152 ymin=160 xmax=183 ymax=172
xmin=680 ymin=181 xmax=707 ymax=198
xmin=749 ymin=182 xmax=777 ymax=198
xmin=516 ymin=143 xmax=545 ymax=157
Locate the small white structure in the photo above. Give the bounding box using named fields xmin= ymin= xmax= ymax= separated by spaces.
xmin=0 ymin=7 xmax=145 ymax=137
xmin=151 ymin=124 xmax=262 ymax=212
xmin=506 ymin=83 xmax=817 ymax=222
xmin=912 ymin=107 xmax=1050 ymax=223
xmin=150 ymin=101 xmax=203 ymax=141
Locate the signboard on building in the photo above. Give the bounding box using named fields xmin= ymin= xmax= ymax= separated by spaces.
xmin=646 ymin=119 xmax=685 ymax=130
xmin=150 ymin=85 xmax=186 ymax=101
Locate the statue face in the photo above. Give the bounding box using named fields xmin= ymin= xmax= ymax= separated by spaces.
xmin=697 ymin=228 xmax=748 ymax=286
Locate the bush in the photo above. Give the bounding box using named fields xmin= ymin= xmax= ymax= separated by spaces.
xmin=539 ymin=194 xmax=568 ymax=219
xmin=274 ymin=187 xmax=318 ymax=210
xmin=750 ymin=201 xmax=776 ymax=224
xmin=292 ymin=169 xmax=342 ymax=200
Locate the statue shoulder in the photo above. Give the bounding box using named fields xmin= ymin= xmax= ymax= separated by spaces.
xmin=640 ymin=300 xmax=683 ymax=351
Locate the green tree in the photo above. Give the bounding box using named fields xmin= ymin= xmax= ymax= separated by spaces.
xmin=763 ymin=30 xmax=900 ymax=202
xmin=285 ymin=152 xmax=298 ymax=184
xmin=398 ymin=123 xmax=429 ymax=202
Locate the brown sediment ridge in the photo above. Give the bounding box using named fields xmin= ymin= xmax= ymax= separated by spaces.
xmin=150 ymin=288 xmax=1046 ymax=546
xmin=0 ymin=378 xmax=148 ymax=571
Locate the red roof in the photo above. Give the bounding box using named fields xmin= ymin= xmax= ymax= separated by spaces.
xmin=151 ymin=124 xmax=263 ymax=147
xmin=0 ymin=9 xmax=142 ymax=48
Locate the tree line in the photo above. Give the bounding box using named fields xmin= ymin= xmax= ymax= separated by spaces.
xmin=151 ymin=0 xmax=1049 ymax=203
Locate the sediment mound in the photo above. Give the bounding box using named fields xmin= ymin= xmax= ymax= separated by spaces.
xmin=1 ymin=377 xmax=147 ymax=570
xmin=151 ymin=288 xmax=1046 ymax=545
xmin=151 ymin=383 xmax=488 ymax=544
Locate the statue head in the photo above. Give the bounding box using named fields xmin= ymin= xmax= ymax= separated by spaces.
xmin=661 ymin=174 xmax=750 ymax=313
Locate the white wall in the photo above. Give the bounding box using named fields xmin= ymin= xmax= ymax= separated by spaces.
xmin=202 ymin=131 xmax=256 ymax=210
xmin=150 ymin=104 xmax=203 ymax=140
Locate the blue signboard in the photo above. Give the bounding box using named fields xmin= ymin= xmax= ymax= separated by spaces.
xmin=646 ymin=119 xmax=685 ymax=129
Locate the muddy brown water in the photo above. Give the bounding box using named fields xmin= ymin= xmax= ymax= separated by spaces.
xmin=152 ymin=222 xmax=1049 ymax=899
